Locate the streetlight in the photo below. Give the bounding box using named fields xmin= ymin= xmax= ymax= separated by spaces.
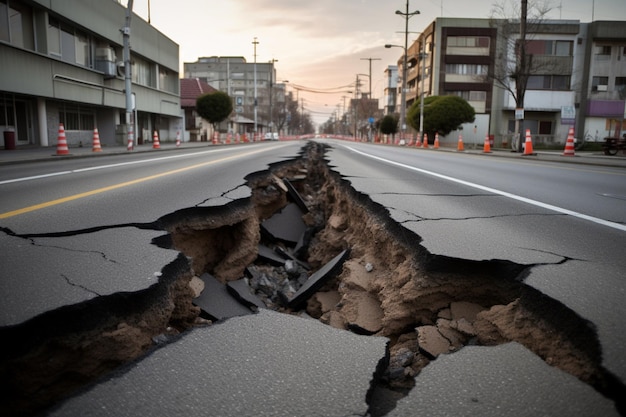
xmin=252 ymin=37 xmax=259 ymax=137
xmin=393 ymin=1 xmax=420 ymax=140
xmin=268 ymin=59 xmax=278 ymax=136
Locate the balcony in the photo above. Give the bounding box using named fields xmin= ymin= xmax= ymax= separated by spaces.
xmin=503 ymin=90 xmax=576 ymax=111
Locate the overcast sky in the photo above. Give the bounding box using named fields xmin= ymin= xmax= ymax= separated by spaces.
xmin=130 ymin=0 xmax=626 ymax=124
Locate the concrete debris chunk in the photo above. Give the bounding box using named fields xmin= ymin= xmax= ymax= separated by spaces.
xmin=287 ymin=249 xmax=350 ymax=310
xmin=257 ymin=244 xmax=289 ymax=266
xmin=226 ymin=278 xmax=266 ymax=309
xmin=271 ymin=174 xmax=288 ymax=192
xmin=343 ymin=291 xmax=384 ymax=335
xmin=261 ymin=203 xmax=306 ymax=245
xmin=417 ymin=325 xmax=451 ymax=359
xmin=284 ymin=178 xmax=309 ymax=213
xmin=193 ymin=273 xmax=253 ymax=321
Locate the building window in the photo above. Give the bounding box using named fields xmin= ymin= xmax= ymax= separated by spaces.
xmin=132 ymin=55 xmax=156 ymax=88
xmin=527 ymin=75 xmax=570 ymax=90
xmin=60 ymin=108 xmax=95 ymax=131
xmin=48 ymin=18 xmax=92 ymax=67
xmin=594 ymin=45 xmax=612 ymax=61
xmin=445 ymin=64 xmax=488 ymax=75
xmin=447 ymin=36 xmax=490 ymax=48
xmin=0 ymin=0 xmax=34 ymax=49
xmin=591 ymin=76 xmax=609 ymax=91
xmin=159 ymin=67 xmax=178 ymax=94
xmin=526 ymin=40 xmax=573 ymax=56
xmin=449 ymin=91 xmax=486 ymax=101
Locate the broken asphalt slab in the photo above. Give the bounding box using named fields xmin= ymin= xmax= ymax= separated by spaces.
xmin=192 ymin=273 xmax=255 ymax=321
xmin=49 ymin=309 xmax=388 ymax=417
xmin=0 ymin=227 xmax=179 ymax=327
xmin=388 ymin=342 xmax=619 ymax=416
xmin=285 ymin=249 xmax=350 ymax=309
xmin=260 ymin=202 xmax=307 ymax=245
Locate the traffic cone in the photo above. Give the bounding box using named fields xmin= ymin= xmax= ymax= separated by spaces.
xmin=56 ymin=123 xmax=70 ymax=155
xmin=434 ymin=133 xmax=440 ymax=149
xmin=415 ymin=134 xmax=421 ymax=147
xmin=457 ymin=134 xmax=464 ymax=151
xmin=483 ymin=133 xmax=492 ymax=153
xmin=523 ymin=129 xmax=535 ymax=155
xmin=423 ymin=135 xmax=429 ymax=148
xmin=92 ymin=128 xmax=102 ymax=152
xmin=126 ymin=125 xmax=134 ymax=151
xmin=175 ymin=130 xmax=181 ymax=147
xmin=152 ymin=130 xmax=160 ymax=149
xmin=212 ymin=131 xmax=218 ymax=145
xmin=562 ymin=127 xmax=575 ymax=156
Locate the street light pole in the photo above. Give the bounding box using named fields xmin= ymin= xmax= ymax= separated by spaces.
xmin=394 ymin=1 xmax=420 ymax=139
xmin=419 ymin=37 xmax=426 ymax=144
xmin=252 ymin=37 xmax=259 ymax=138
xmin=269 ymin=59 xmax=278 ymax=136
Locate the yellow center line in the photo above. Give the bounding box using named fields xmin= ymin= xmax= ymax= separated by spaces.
xmin=0 ymin=148 xmax=267 ymax=219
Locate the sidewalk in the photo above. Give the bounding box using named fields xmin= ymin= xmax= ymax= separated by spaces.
xmin=0 ymin=141 xmax=216 ymax=165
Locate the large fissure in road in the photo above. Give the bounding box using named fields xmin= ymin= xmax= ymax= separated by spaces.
xmin=1 ymin=142 xmax=624 ymax=416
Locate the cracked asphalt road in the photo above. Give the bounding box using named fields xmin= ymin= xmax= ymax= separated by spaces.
xmin=2 ymin=140 xmax=625 ymax=416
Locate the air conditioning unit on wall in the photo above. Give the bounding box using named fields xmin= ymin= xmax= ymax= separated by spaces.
xmin=95 ymin=47 xmax=116 ymax=78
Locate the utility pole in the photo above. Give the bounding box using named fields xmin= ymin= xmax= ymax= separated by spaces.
xmin=252 ymin=37 xmax=259 ymax=137
xmin=394 ymin=1 xmax=420 ymax=139
xmin=360 ymin=57 xmax=381 ymax=98
xmin=269 ymin=58 xmax=278 ymax=135
xmin=123 ymin=0 xmax=134 ymax=149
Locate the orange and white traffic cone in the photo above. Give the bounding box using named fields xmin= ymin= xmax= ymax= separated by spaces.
xmin=423 ymin=135 xmax=429 ymax=148
xmin=483 ymin=133 xmax=492 ymax=153
xmin=92 ymin=128 xmax=103 ymax=152
xmin=562 ymin=127 xmax=575 ymax=156
xmin=152 ymin=130 xmax=161 ymax=149
xmin=175 ymin=130 xmax=181 ymax=147
xmin=523 ymin=129 xmax=535 ymax=155
xmin=127 ymin=125 xmax=134 ymax=151
xmin=415 ymin=134 xmax=421 ymax=147
xmin=433 ymin=133 xmax=440 ymax=149
xmin=457 ymin=134 xmax=464 ymax=151
xmin=56 ymin=123 xmax=70 ymax=155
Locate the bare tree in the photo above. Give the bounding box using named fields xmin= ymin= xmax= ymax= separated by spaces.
xmin=488 ymin=0 xmax=555 ymax=151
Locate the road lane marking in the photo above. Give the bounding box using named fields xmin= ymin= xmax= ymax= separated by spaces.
xmin=0 ymin=147 xmax=272 ymax=219
xmin=345 ymin=145 xmax=626 ymax=232
xmin=0 ymin=146 xmax=262 ymax=185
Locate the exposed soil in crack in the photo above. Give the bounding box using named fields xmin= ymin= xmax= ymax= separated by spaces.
xmin=1 ymin=142 xmax=625 ymax=416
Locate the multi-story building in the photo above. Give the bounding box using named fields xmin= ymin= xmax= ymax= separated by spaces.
xmin=577 ymin=21 xmax=626 ymax=141
xmin=184 ymin=56 xmax=285 ymax=134
xmin=383 ymin=65 xmax=398 ymax=115
xmin=491 ymin=18 xmax=581 ymax=148
xmin=390 ymin=17 xmax=626 ymax=147
xmin=0 ymin=0 xmax=181 ymax=149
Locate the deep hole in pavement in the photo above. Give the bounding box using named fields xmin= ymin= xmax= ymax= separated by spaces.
xmin=1 ymin=141 xmax=625 ymax=417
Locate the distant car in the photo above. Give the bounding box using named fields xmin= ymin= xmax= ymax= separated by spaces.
xmin=264 ymin=132 xmax=279 ymax=141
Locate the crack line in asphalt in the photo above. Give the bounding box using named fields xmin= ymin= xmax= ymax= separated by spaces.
xmin=400 ymin=212 xmax=566 ymax=223
xmin=60 ymin=274 xmax=102 ymax=297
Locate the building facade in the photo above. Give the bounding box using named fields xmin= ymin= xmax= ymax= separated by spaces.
xmin=184 ymin=56 xmax=285 ymax=134
xmin=383 ymin=65 xmax=398 ymax=115
xmin=577 ymin=21 xmax=626 ymax=142
xmin=390 ymin=17 xmax=626 ymax=147
xmin=0 ymin=0 xmax=181 ymax=149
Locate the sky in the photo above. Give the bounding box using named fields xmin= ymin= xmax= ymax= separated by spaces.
xmin=130 ymin=0 xmax=626 ymax=125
